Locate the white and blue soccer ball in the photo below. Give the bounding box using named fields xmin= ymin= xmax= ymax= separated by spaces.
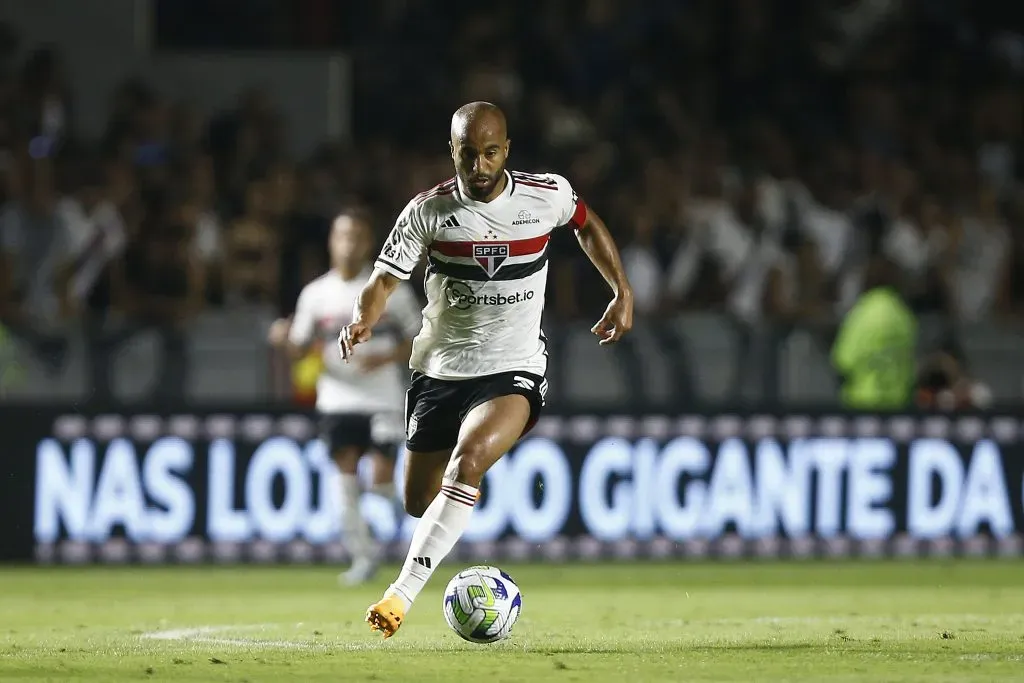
xmin=442 ymin=565 xmax=522 ymax=644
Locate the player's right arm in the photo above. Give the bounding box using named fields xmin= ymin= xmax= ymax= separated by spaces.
xmin=340 ymin=200 xmax=430 ymax=361
xmin=341 ymin=269 xmax=402 ymax=360
xmin=269 ymin=287 xmax=315 ymax=359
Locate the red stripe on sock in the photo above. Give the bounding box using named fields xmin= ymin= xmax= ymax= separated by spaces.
xmin=441 ymin=486 xmax=477 ymax=506
xmin=442 ymin=490 xmax=476 ymax=507
xmin=441 ymin=485 xmax=477 ymax=504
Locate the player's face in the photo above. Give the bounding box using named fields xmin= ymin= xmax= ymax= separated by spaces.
xmin=330 ymin=216 xmax=371 ymax=269
xmin=451 ymin=130 xmax=509 ymax=201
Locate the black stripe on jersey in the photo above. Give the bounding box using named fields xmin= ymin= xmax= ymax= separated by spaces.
xmin=510 ymin=171 xmax=557 ymax=186
xmin=427 ymin=252 xmax=549 ymax=282
xmin=376 ymin=257 xmax=412 ymax=275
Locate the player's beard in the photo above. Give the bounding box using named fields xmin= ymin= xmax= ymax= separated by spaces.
xmin=463 ymin=168 xmax=503 ymax=200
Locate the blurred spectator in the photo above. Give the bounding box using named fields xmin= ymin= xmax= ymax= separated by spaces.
xmin=56 ymin=157 xmax=127 ymax=321
xmin=223 ymin=180 xmax=279 ymax=305
xmin=916 ymin=338 xmax=994 ymax=411
xmin=173 ymin=154 xmax=225 ymax=305
xmin=948 ymin=182 xmax=1012 ymax=321
xmin=666 ymin=173 xmax=795 ymax=323
xmin=831 ymin=256 xmax=917 ymax=410
xmin=620 ymin=211 xmax=664 ymax=317
xmin=18 ymin=46 xmax=71 ymax=153
xmin=0 ymin=154 xmax=63 ymax=328
xmin=104 ymin=195 xmax=206 ymax=399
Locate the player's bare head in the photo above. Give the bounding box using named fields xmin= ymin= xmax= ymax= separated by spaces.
xmin=449 ymin=101 xmax=510 ymax=201
xmin=330 ymin=208 xmax=373 ymax=271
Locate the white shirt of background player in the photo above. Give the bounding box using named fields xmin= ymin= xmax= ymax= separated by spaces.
xmin=287 ymin=267 xmax=421 ymax=414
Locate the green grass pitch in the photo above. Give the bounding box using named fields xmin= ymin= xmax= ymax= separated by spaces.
xmin=1 ymin=560 xmax=1022 ymax=681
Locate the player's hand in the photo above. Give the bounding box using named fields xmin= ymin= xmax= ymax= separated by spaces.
xmin=591 ymin=294 xmax=633 ymax=346
xmin=267 ymin=318 xmax=291 ymax=347
xmin=339 ymin=322 xmax=372 ymax=362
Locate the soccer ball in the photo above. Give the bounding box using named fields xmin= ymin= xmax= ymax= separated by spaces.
xmin=442 ymin=565 xmax=522 ymax=643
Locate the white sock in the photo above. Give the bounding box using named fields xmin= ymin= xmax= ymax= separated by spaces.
xmin=339 ymin=473 xmax=375 ymax=561
xmin=370 ymin=481 xmax=406 ymax=534
xmin=388 ymin=479 xmax=478 ymax=610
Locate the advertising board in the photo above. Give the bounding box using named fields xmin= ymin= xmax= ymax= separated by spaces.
xmin=3 ymin=409 xmax=1022 ymax=564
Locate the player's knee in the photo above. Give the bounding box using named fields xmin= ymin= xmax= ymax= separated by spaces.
xmin=449 ymin=442 xmax=492 ymax=487
xmin=403 ymin=491 xmax=431 ymax=519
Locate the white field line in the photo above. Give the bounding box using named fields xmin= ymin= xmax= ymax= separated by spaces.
xmin=139 ymin=624 xmax=394 ymax=651
xmin=140 ymin=624 xmax=319 ymax=650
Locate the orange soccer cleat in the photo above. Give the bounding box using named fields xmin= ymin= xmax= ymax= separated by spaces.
xmin=365 ymin=593 xmax=407 ymax=639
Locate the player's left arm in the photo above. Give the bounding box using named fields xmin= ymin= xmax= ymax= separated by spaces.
xmin=572 ymin=203 xmax=634 ymax=345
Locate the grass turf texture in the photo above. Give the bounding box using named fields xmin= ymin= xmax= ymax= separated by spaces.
xmin=1 ymin=561 xmax=1022 ymax=682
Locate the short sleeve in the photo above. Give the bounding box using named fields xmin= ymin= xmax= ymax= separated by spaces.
xmin=386 ymin=283 xmax=423 ymax=339
xmin=376 ymin=200 xmax=431 ymax=280
xmin=288 ymin=287 xmax=316 ymax=346
xmin=551 ymin=174 xmax=588 ymax=230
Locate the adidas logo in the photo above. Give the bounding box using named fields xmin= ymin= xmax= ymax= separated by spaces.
xmin=513 ymin=375 xmax=536 ymax=391
xmin=413 ymin=556 xmax=432 ymax=569
xmin=440 ymin=216 xmax=458 ymax=229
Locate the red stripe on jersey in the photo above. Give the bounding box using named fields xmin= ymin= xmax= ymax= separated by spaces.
xmin=415 ymin=187 xmax=455 ymax=204
xmin=415 ymin=178 xmax=456 ymax=203
xmin=570 ymin=199 xmax=588 ymax=229
xmin=424 ymin=177 xmax=456 ymax=194
xmin=515 ymin=179 xmax=560 ymax=191
xmin=430 ymin=233 xmax=550 ymax=258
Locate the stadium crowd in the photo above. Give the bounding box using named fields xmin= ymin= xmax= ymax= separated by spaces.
xmin=0 ymin=0 xmax=1022 ymax=400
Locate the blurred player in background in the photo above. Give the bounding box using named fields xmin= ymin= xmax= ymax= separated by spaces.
xmin=340 ymin=102 xmax=634 ymax=637
xmin=269 ymin=209 xmax=422 ymax=585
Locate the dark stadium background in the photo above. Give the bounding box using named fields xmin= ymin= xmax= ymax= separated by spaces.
xmin=1 ymin=0 xmax=1024 ymax=566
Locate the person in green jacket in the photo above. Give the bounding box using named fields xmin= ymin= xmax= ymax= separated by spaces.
xmin=831 ymin=256 xmax=917 ymax=410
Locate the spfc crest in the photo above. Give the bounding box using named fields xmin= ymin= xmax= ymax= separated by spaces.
xmin=472 ymin=243 xmax=509 ymax=278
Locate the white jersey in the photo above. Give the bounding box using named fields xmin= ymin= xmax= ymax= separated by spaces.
xmin=289 ymin=267 xmax=422 ymax=413
xmin=374 ymin=170 xmax=587 ymax=380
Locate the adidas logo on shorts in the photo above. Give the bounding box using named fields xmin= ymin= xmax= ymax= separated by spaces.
xmin=513 ymin=375 xmax=535 ymax=391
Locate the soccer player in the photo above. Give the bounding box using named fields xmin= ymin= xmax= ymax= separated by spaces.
xmin=339 ymin=102 xmax=634 ymax=637
xmin=268 ymin=209 xmax=422 ymax=585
